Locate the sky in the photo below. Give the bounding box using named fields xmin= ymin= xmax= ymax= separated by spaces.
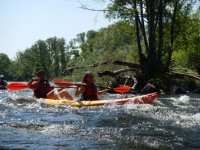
xmin=0 ymin=0 xmax=113 ymax=59
xmin=0 ymin=0 xmax=199 ymax=59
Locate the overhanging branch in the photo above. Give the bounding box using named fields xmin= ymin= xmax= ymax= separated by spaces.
xmin=65 ymin=60 xmax=140 ymax=75
xmin=168 ymin=71 xmax=200 ymax=80
xmin=97 ymin=68 xmax=136 ymax=77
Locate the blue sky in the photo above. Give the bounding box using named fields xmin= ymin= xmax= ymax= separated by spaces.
xmin=0 ymin=0 xmax=113 ymax=59
xmin=0 ymin=0 xmax=199 ymax=59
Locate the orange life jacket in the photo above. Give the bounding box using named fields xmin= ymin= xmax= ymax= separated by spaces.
xmin=82 ymin=84 xmax=98 ymax=100
xmin=33 ymin=80 xmax=53 ymax=98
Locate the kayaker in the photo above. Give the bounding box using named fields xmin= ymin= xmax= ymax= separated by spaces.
xmin=28 ymin=70 xmax=73 ymax=99
xmin=75 ymin=72 xmax=110 ymax=100
xmin=124 ymin=72 xmax=138 ymax=91
xmin=0 ymin=75 xmax=8 ymax=90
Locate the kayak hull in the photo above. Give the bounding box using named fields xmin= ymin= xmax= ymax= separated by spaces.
xmin=39 ymin=92 xmax=158 ymax=107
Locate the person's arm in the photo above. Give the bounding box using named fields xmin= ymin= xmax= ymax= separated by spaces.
xmin=75 ymin=86 xmax=86 ymax=97
xmin=46 ymin=82 xmax=54 ymax=91
xmin=27 ymin=79 xmax=35 ymax=87
xmin=4 ymin=80 xmax=8 ymax=86
xmin=124 ymin=78 xmax=130 ymax=86
xmin=27 ymin=78 xmax=39 ymax=89
xmin=97 ymin=89 xmax=109 ymax=96
xmin=131 ymin=76 xmax=138 ymax=89
xmin=27 ymin=77 xmax=39 ymax=86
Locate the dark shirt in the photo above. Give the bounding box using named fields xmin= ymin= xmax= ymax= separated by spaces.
xmin=0 ymin=80 xmax=7 ymax=89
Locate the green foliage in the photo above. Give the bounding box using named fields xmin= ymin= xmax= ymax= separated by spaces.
xmin=0 ymin=53 xmax=11 ymax=79
xmin=105 ymin=0 xmax=198 ymax=77
xmin=172 ymin=8 xmax=200 ymax=69
xmin=64 ymin=21 xmax=137 ymax=83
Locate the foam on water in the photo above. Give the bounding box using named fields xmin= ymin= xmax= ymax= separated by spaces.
xmin=1 ymin=90 xmax=200 ymax=149
xmin=177 ymin=95 xmax=190 ymax=104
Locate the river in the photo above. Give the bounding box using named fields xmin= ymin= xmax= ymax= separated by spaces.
xmin=0 ymin=88 xmax=200 ymax=149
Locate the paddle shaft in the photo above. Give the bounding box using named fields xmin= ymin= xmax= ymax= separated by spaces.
xmin=53 ymin=79 xmax=131 ymax=93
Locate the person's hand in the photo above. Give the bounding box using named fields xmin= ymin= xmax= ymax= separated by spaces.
xmin=32 ymin=77 xmax=39 ymax=81
xmin=76 ymin=84 xmax=81 ymax=89
xmin=131 ymin=86 xmax=135 ymax=90
xmin=106 ymin=81 xmax=112 ymax=91
xmin=105 ymin=86 xmax=112 ymax=92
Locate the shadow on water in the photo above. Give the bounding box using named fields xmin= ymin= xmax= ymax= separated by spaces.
xmin=0 ymin=90 xmax=200 ymax=149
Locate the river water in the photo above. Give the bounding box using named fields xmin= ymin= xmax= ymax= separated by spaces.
xmin=0 ymin=88 xmax=200 ymax=150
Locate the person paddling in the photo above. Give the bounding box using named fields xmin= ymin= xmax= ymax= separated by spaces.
xmin=0 ymin=75 xmax=8 ymax=90
xmin=75 ymin=72 xmax=110 ymax=101
xmin=124 ymin=72 xmax=138 ymax=91
xmin=27 ymin=70 xmax=73 ymax=99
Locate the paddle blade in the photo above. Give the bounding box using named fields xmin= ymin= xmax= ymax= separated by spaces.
xmin=113 ymin=86 xmax=131 ymax=93
xmin=7 ymin=83 xmax=29 ymax=91
xmin=53 ymin=79 xmax=77 ymax=88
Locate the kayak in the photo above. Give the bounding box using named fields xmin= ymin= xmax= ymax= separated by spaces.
xmin=38 ymin=92 xmax=158 ymax=107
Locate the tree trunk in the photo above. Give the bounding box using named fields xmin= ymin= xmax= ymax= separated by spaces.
xmin=157 ymin=0 xmax=164 ymax=65
xmin=167 ymin=1 xmax=178 ymax=69
xmin=146 ymin=0 xmax=156 ymax=77
xmin=139 ymin=0 xmax=148 ymax=51
xmin=133 ymin=0 xmax=148 ymax=76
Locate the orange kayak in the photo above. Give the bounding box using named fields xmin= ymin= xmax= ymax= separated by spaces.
xmin=39 ymin=92 xmax=158 ymax=108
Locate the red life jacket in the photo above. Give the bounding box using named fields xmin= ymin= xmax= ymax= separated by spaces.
xmin=82 ymin=84 xmax=98 ymax=100
xmin=33 ymin=80 xmax=53 ymax=98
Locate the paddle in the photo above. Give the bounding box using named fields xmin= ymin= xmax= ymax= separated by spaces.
xmin=52 ymin=79 xmax=78 ymax=88
xmin=53 ymin=79 xmax=131 ymax=93
xmin=7 ymin=82 xmax=76 ymax=91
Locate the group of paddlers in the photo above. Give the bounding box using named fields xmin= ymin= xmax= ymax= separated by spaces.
xmin=27 ymin=70 xmax=111 ymax=100
xmin=1 ymin=70 xmax=147 ymax=100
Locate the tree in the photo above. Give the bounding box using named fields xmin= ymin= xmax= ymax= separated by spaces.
xmin=0 ymin=53 xmax=11 ymax=79
xmin=172 ymin=7 xmax=200 ymax=70
xmin=105 ymin=0 xmax=195 ymax=78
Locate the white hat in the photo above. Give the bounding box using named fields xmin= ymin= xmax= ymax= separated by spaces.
xmin=0 ymin=75 xmax=5 ymax=79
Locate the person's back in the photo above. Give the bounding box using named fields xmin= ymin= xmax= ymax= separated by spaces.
xmin=0 ymin=75 xmax=7 ymax=89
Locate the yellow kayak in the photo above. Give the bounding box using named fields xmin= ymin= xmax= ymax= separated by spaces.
xmin=38 ymin=92 xmax=158 ymax=107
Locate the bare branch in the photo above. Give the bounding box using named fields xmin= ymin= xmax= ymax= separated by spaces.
xmin=79 ymin=1 xmax=109 ymax=12
xmin=97 ymin=68 xmax=136 ymax=77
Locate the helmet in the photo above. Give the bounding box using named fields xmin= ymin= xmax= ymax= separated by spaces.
xmin=0 ymin=75 xmax=5 ymax=79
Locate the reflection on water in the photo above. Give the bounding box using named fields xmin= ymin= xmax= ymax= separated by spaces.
xmin=0 ymin=89 xmax=200 ymax=149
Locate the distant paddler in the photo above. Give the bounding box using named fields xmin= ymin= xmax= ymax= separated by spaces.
xmin=0 ymin=75 xmax=8 ymax=90
xmin=27 ymin=70 xmax=73 ymax=99
xmin=124 ymin=72 xmax=139 ymax=91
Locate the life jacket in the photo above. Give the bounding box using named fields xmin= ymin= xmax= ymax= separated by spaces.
xmin=0 ymin=80 xmax=7 ymax=90
xmin=82 ymin=84 xmax=98 ymax=100
xmin=33 ymin=80 xmax=53 ymax=98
